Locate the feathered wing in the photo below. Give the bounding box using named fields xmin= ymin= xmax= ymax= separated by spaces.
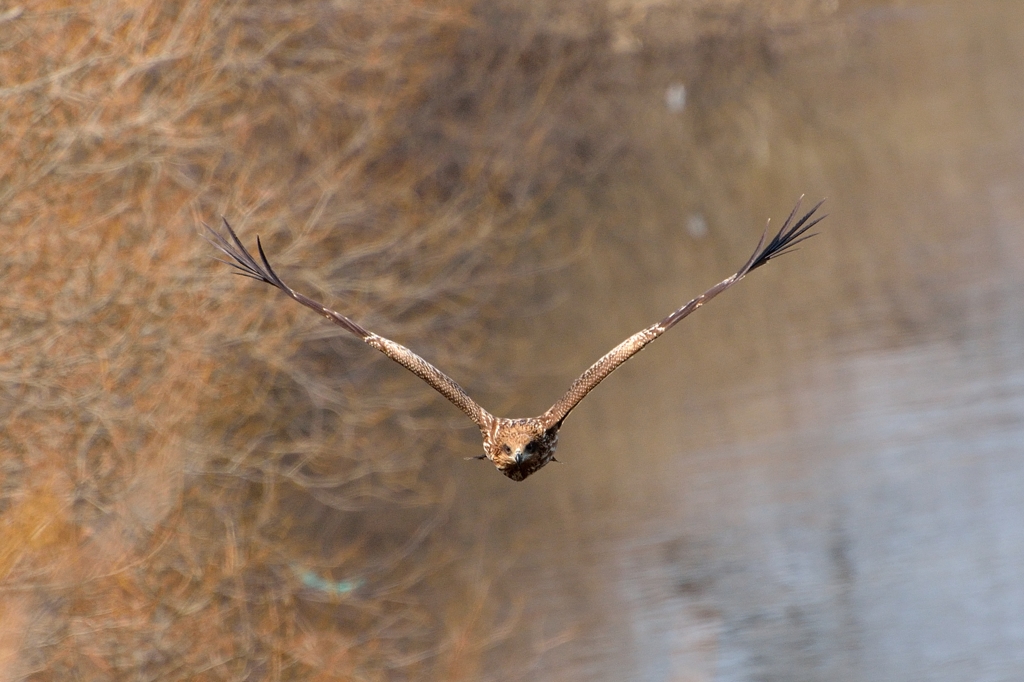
xmin=203 ymin=220 xmax=491 ymax=428
xmin=542 ymin=198 xmax=826 ymax=427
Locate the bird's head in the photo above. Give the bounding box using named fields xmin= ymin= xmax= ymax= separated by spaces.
xmin=483 ymin=418 xmax=560 ymax=481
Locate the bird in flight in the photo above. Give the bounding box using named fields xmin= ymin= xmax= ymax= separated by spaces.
xmin=205 ymin=199 xmax=824 ymax=481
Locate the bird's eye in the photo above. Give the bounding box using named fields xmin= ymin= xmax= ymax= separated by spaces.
xmin=502 ymin=444 xmax=511 ymax=454
xmin=525 ymin=442 xmax=535 ymax=453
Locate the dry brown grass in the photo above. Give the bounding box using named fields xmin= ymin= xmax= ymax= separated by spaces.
xmin=0 ymin=1 xmax=611 ymax=678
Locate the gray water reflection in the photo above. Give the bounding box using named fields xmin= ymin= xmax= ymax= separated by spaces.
xmin=459 ymin=1 xmax=1024 ymax=680
xmin=615 ymin=342 xmax=1024 ymax=681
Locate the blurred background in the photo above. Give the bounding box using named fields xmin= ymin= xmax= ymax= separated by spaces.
xmin=2 ymin=0 xmax=1024 ymax=679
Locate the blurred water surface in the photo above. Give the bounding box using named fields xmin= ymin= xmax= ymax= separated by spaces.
xmin=448 ymin=2 xmax=1024 ymax=680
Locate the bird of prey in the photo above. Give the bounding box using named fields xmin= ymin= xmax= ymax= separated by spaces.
xmin=205 ymin=199 xmax=824 ymax=481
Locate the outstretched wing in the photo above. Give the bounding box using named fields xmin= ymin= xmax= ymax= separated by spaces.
xmin=203 ymin=220 xmax=492 ymax=428
xmin=542 ymin=198 xmax=825 ymax=427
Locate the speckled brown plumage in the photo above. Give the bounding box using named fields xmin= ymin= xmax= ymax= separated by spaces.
xmin=204 ymin=198 xmax=824 ymax=481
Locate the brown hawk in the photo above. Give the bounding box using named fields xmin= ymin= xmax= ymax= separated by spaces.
xmin=205 ymin=199 xmax=824 ymax=481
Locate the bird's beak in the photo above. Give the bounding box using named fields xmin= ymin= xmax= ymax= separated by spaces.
xmin=514 ymin=449 xmax=524 ymax=464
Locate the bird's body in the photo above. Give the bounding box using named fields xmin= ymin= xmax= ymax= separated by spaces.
xmin=205 ymin=199 xmax=824 ymax=480
xmin=481 ymin=416 xmax=560 ymax=482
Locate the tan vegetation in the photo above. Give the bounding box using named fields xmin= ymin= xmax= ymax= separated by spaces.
xmin=0 ymin=1 xmax=610 ymax=678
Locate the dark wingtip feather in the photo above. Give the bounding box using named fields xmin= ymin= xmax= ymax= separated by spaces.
xmin=202 ymin=219 xmax=290 ymax=292
xmin=749 ymin=198 xmax=826 ymax=271
xmin=255 ymin=236 xmax=289 ymax=290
